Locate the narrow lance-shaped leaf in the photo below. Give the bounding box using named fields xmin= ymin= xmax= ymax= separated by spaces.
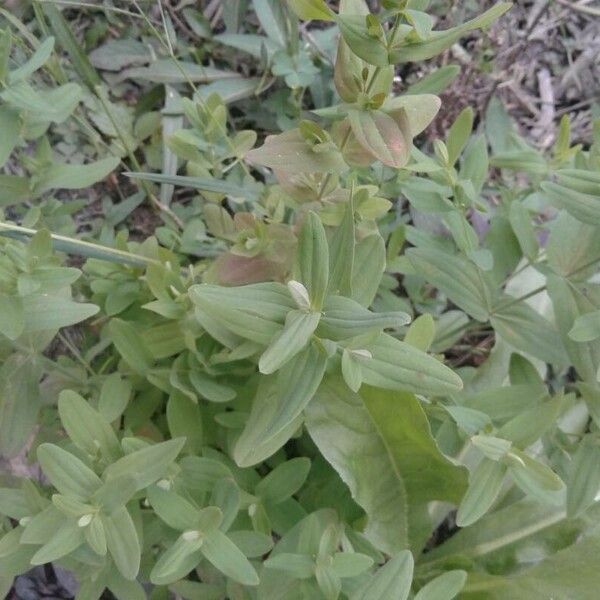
xmin=295 ymin=211 xmax=329 ymax=310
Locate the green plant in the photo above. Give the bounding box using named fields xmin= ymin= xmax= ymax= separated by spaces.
xmin=2 ymin=1 xmax=600 ymax=599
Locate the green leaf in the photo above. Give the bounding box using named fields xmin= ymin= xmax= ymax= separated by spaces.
xmin=166 ymin=394 xmax=203 ymax=454
xmin=352 ymin=233 xmax=386 ymax=307
xmin=42 ymin=4 xmax=101 ymax=90
xmin=389 ymin=3 xmax=512 ymax=63
xmin=406 ymin=65 xmax=460 ymax=95
xmin=0 ymin=106 xmax=20 ymax=168
xmin=414 ymin=570 xmax=467 ymax=600
xmin=21 ymin=294 xmax=98 ymax=333
xmin=98 ymin=373 xmax=131 ymax=422
xmin=507 ymin=449 xmax=565 ymax=502
xmin=259 ymin=310 xmax=321 ymax=374
xmin=404 ymin=314 xmax=435 ymax=352
xmin=338 ymin=15 xmax=389 ymax=67
xmin=567 ymin=436 xmax=600 ymax=518
xmin=125 ymin=171 xmax=253 ymax=200
xmin=446 ymin=107 xmax=473 ymax=166
xmin=147 ymin=485 xmax=201 ymax=532
xmin=328 ymin=198 xmax=355 ymax=297
xmin=234 ymin=343 xmax=326 ymax=467
xmin=490 ymin=300 xmax=568 ymax=365
xmin=58 ymin=390 xmax=120 ymax=460
xmin=509 ymin=201 xmax=538 ymax=261
xmin=456 ymin=458 xmax=506 ymax=527
xmin=307 ymin=379 xmax=466 ymax=553
xmin=30 ymin=520 xmax=83 ymax=565
xmin=150 ymin=533 xmax=204 ymax=585
xmin=295 ymin=211 xmax=329 ymax=310
xmin=103 ymin=438 xmax=185 ymax=491
xmin=190 ymin=282 xmax=292 ymax=346
xmin=246 ymin=129 xmax=346 ymax=174
xmin=34 ymin=158 xmax=119 ymax=195
xmin=0 ymin=354 xmax=40 ymax=458
xmin=102 ymin=507 xmax=141 ymax=580
xmin=359 ymin=333 xmax=463 ymax=395
xmin=350 ymin=550 xmax=414 ymax=600
xmin=256 ymin=458 xmax=311 ymax=505
xmin=541 ymin=181 xmax=600 ymax=225
xmin=569 ymin=310 xmax=600 ymax=342
xmin=108 ymin=318 xmax=154 ymax=375
xmin=84 ymin=515 xmax=107 ymax=556
xmin=265 ymin=552 xmax=315 ymax=578
xmin=457 ymin=527 xmax=600 ymax=599
xmin=286 ymin=0 xmax=335 ymax=21
xmin=348 ymin=109 xmax=410 ymax=168
xmin=331 ymin=551 xmax=373 ymax=577
xmin=201 ymin=529 xmax=260 ymax=586
xmin=407 ymin=247 xmax=494 ymax=322
xmin=37 ymin=444 xmax=102 ymax=500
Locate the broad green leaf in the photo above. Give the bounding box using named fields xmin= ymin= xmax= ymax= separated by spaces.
xmin=509 ymin=201 xmax=538 ymax=261
xmin=234 ymin=343 xmax=326 ymax=467
xmin=407 ymin=247 xmax=494 ymax=321
xmin=338 ymin=15 xmax=389 ymax=67
xmin=328 ymin=198 xmax=355 ymax=297
xmin=93 ymin=475 xmax=138 ymax=513
xmin=406 ymin=65 xmax=460 ymax=95
xmin=391 ymin=95 xmax=440 ymax=136
xmin=359 ymin=334 xmax=463 ymax=395
xmin=348 ymin=109 xmax=410 ymax=168
xmin=190 ymin=282 xmax=292 ymax=345
xmin=102 ymin=507 xmax=141 ymax=580
xmin=256 ymin=458 xmax=311 ymax=505
xmin=389 ymin=3 xmax=512 ymax=63
xmin=345 ymin=235 xmax=383 ymax=309
xmin=58 ymin=390 xmax=120 ymax=460
xmin=331 ymin=551 xmax=373 ymax=577
xmin=350 ymin=550 xmax=414 ymax=600
xmin=150 ymin=533 xmax=204 ymax=585
xmin=98 ymin=373 xmax=131 ymax=422
xmin=569 ymin=310 xmax=600 ymax=342
xmin=30 ymin=521 xmax=83 ymax=565
xmin=547 ymin=275 xmax=600 ymax=382
xmin=37 ymin=444 xmax=102 ymax=500
xmin=103 ymin=438 xmax=185 ymax=491
xmin=506 ymin=449 xmax=565 ymax=502
xmin=84 ymin=515 xmax=107 ymax=556
xmin=246 ymin=129 xmax=346 ymax=174
xmin=201 ymin=529 xmax=260 ymax=586
xmin=21 ymin=294 xmax=98 ymax=332
xmin=259 ymin=310 xmax=320 ymax=375
xmin=404 ymin=314 xmax=435 ymax=352
xmin=446 ymin=107 xmax=473 ymax=166
xmin=254 ymin=0 xmax=287 ymax=46
xmin=295 ymin=211 xmax=329 ymax=310
xmin=166 ymin=394 xmax=203 ymax=453
xmin=315 ymin=564 xmax=341 ymax=599
xmin=307 ymin=379 xmax=466 ymax=553
xmin=108 ymin=318 xmax=154 ymax=375
xmin=0 ymin=106 xmax=20 ymax=168
xmin=0 ymin=354 xmax=40 ymax=457
xmin=490 ymin=300 xmax=568 ymax=365
xmin=265 ymin=552 xmax=315 ymax=578
xmin=147 ymin=485 xmax=200 ymax=532
xmin=286 ymin=0 xmax=335 ymax=21
xmin=414 ymin=570 xmax=467 ymax=600
xmin=541 ymin=181 xmax=600 ymax=225
xmin=456 ymin=458 xmax=506 ymax=527
xmin=34 ymin=158 xmax=119 ymax=195
xmin=567 ymin=436 xmax=600 ymax=518
xmin=0 ymin=175 xmax=30 ymax=207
